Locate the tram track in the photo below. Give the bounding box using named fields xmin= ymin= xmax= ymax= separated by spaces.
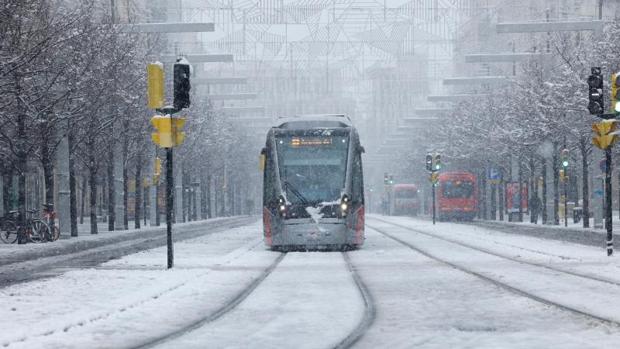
xmin=371 ymin=217 xmax=620 ymax=288
xmin=132 ymin=252 xmax=287 ymax=349
xmin=367 ymin=221 xmax=620 ymax=328
xmin=333 ymin=251 xmax=376 ymax=349
xmin=133 ymin=249 xmax=375 ymax=349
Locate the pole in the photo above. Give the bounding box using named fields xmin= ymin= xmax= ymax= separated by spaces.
xmin=564 ymin=178 xmax=568 ymax=227
xmin=166 ymin=147 xmax=174 ymax=268
xmin=432 ymin=182 xmax=436 ymax=225
xmin=605 ymin=147 xmax=613 ymax=256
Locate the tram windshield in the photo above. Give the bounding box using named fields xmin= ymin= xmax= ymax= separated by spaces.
xmin=276 ymin=133 xmax=349 ymax=205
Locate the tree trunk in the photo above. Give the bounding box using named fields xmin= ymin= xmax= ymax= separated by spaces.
xmin=553 ymin=142 xmax=560 ymax=225
xmin=107 ymin=148 xmax=115 ymax=231
xmin=123 ymin=162 xmax=128 ymax=230
xmin=518 ymin=155 xmax=523 ymax=222
xmin=122 ymin=125 xmax=129 ymax=230
xmin=134 ymin=150 xmax=142 ymax=229
xmin=68 ymin=129 xmax=78 ymax=236
xmin=580 ymin=136 xmax=590 ymax=228
xmin=214 ymin=177 xmax=220 ymax=217
xmin=88 ymin=140 xmax=98 ymax=234
xmin=529 ymin=155 xmax=535 ymax=223
xmin=143 ymin=183 xmax=148 ymax=226
xmin=206 ymin=174 xmax=212 ymax=218
xmin=42 ymin=161 xmax=54 ymax=217
xmin=498 ymin=168 xmax=505 ymax=221
xmin=14 ymin=74 xmax=27 ymax=242
xmin=201 ymin=176 xmax=207 ymax=219
xmin=2 ymin=171 xmax=12 ymax=216
xmin=80 ymin=175 xmax=87 ymax=224
xmin=490 ymin=182 xmax=496 ymax=220
xmin=481 ymin=167 xmax=487 ymax=220
xmin=541 ymin=157 xmax=548 ymax=224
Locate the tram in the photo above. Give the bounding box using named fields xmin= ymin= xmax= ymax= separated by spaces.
xmin=260 ymin=114 xmax=365 ymax=251
xmin=437 ymin=171 xmax=477 ymax=221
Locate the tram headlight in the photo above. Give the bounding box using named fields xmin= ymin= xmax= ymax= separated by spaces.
xmin=278 ymin=195 xmax=287 ymax=216
xmin=340 ymin=195 xmax=350 ymax=215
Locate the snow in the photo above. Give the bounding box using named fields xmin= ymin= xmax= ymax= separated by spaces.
xmin=0 ymin=217 xmax=230 ymax=265
xmin=1 ymin=222 xmax=274 ymax=349
xmin=4 ymin=217 xmax=620 ymax=348
xmin=155 ymin=252 xmax=364 ymax=349
xmin=349 ymin=225 xmax=618 ymax=349
xmin=305 ymin=206 xmax=324 ymax=223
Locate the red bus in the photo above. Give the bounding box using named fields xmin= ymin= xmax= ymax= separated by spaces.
xmin=391 ymin=184 xmax=420 ymax=216
xmin=437 ymin=172 xmax=477 ymax=221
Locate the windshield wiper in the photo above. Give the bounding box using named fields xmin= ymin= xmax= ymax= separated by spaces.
xmin=283 ymin=180 xmax=309 ymax=206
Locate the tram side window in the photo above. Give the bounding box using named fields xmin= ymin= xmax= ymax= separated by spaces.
xmin=263 ymin=150 xmax=276 ymax=206
xmin=351 ymin=152 xmax=364 ymax=203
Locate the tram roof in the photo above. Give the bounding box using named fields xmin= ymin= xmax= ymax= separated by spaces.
xmin=275 ymin=114 xmax=352 ymax=129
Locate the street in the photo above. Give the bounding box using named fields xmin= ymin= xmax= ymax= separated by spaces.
xmin=3 ymin=216 xmax=620 ymax=348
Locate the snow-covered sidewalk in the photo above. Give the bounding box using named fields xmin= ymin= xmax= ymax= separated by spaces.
xmin=0 ymin=217 xmax=241 ymax=266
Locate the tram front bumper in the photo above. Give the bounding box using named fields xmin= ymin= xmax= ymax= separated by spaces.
xmin=273 ymin=219 xmax=351 ymax=248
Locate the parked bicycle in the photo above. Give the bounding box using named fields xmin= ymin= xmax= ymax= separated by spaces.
xmin=0 ymin=209 xmax=51 ymax=244
xmin=0 ymin=214 xmax=18 ymax=244
xmin=43 ymin=203 xmax=60 ymax=242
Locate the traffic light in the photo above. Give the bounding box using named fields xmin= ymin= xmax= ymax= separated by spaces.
xmin=560 ymin=148 xmax=569 ymax=168
xmin=389 ymin=175 xmax=394 ymax=185
xmin=425 ymin=154 xmax=433 ymax=171
xmin=151 ymin=116 xmax=186 ymax=148
xmin=433 ymin=154 xmax=441 ymax=171
xmin=173 ymin=60 xmax=191 ymax=110
xmin=588 ymin=67 xmax=604 ymax=115
xmin=384 ymin=172 xmax=389 ymax=185
xmin=612 ymin=72 xmax=620 ymax=113
xmin=147 ymin=63 xmax=164 ymax=109
xmin=430 ymin=172 xmax=439 ymax=184
xmin=592 ymin=121 xmax=618 ymax=150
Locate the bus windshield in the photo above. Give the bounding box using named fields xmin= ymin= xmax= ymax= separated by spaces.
xmin=395 ymin=188 xmax=418 ymax=199
xmin=441 ymin=180 xmax=474 ymax=199
xmin=276 ymin=133 xmax=349 ymax=205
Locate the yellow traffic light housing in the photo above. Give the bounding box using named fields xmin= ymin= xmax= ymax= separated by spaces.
xmin=147 ymin=63 xmax=165 ymax=109
xmin=151 ymin=116 xmax=186 ymax=148
xmin=430 ymin=172 xmax=439 ymax=184
xmin=592 ymin=121 xmax=618 ymax=150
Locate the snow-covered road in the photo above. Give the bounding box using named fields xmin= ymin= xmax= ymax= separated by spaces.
xmin=3 ymin=216 xmax=620 ymax=348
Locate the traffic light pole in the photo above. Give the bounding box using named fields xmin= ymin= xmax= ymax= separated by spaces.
xmin=432 ymin=183 xmax=436 ymax=225
xmin=166 ymin=147 xmax=174 ymax=268
xmin=564 ymin=179 xmax=568 ymax=227
xmin=605 ymin=147 xmax=613 ymax=256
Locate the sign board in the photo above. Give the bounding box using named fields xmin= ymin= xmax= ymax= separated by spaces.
xmin=487 ymin=167 xmax=501 ymax=184
xmin=505 ymin=182 xmax=528 ymax=212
